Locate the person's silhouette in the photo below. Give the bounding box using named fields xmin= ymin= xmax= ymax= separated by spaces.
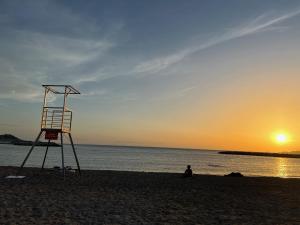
xmin=183 ymin=165 xmax=193 ymax=177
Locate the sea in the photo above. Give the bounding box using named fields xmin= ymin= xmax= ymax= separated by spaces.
xmin=0 ymin=144 xmax=300 ymax=178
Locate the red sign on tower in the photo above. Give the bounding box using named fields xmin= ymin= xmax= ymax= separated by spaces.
xmin=45 ymin=130 xmax=58 ymax=140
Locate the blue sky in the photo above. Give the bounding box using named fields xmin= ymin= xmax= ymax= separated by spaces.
xmin=1 ymin=1 xmax=300 ymax=150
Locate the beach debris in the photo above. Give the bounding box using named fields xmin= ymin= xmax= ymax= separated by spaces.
xmin=225 ymin=172 xmax=244 ymax=177
xmin=5 ymin=175 xmax=25 ymax=179
xmin=53 ymin=166 xmax=60 ymax=171
xmin=53 ymin=166 xmax=75 ymax=173
xmin=66 ymin=166 xmax=72 ymax=170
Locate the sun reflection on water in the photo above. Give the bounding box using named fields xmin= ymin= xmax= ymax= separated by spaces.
xmin=277 ymin=158 xmax=288 ymax=178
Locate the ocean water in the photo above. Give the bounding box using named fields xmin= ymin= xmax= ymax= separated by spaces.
xmin=0 ymin=144 xmax=299 ymax=178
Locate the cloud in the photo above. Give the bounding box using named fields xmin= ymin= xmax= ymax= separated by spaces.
xmin=0 ymin=1 xmax=118 ymax=102
xmin=149 ymin=86 xmax=197 ymax=102
xmin=1 ymin=3 xmax=300 ymax=103
xmin=132 ymin=9 xmax=300 ymax=75
xmin=81 ymin=89 xmax=107 ymax=97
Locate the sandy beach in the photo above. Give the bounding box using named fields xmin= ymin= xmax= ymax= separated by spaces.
xmin=0 ymin=166 xmax=299 ymax=224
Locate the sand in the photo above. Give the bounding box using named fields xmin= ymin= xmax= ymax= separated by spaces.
xmin=0 ymin=166 xmax=299 ymax=225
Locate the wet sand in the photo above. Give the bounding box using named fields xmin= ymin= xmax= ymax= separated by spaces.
xmin=0 ymin=166 xmax=299 ymax=224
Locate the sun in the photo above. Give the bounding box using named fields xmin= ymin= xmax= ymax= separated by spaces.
xmin=275 ymin=133 xmax=288 ymax=144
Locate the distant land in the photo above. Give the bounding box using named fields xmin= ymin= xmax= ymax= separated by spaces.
xmin=219 ymin=151 xmax=300 ymax=159
xmin=0 ymin=134 xmax=60 ymax=147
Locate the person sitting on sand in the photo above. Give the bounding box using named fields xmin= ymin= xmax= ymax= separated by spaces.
xmin=183 ymin=165 xmax=193 ymax=177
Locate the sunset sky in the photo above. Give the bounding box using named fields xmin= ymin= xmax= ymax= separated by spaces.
xmin=1 ymin=0 xmax=300 ymax=151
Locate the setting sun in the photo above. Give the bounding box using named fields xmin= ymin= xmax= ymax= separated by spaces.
xmin=275 ymin=133 xmax=288 ymax=144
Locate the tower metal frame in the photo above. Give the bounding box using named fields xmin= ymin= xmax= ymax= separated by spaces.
xmin=18 ymin=85 xmax=81 ymax=177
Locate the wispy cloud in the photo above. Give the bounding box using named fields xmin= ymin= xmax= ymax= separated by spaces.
xmin=149 ymin=85 xmax=197 ymax=102
xmin=0 ymin=1 xmax=118 ymax=102
xmin=133 ymin=9 xmax=300 ymax=75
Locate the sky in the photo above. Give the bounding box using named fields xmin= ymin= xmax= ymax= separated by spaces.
xmin=1 ymin=0 xmax=300 ymax=151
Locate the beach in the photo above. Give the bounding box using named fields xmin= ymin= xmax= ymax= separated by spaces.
xmin=0 ymin=167 xmax=299 ymax=224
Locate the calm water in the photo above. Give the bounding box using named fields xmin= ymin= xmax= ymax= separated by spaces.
xmin=0 ymin=144 xmax=299 ymax=178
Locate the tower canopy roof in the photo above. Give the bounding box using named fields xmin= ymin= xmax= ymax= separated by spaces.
xmin=42 ymin=85 xmax=80 ymax=94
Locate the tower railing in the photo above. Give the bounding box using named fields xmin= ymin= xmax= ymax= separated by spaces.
xmin=41 ymin=107 xmax=73 ymax=133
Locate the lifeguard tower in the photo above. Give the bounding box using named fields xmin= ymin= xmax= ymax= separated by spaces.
xmin=18 ymin=85 xmax=81 ymax=177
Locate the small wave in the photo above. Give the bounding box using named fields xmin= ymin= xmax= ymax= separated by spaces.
xmin=208 ymin=164 xmax=224 ymax=168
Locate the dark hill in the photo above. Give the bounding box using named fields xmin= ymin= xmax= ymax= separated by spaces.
xmin=0 ymin=134 xmax=21 ymax=143
xmin=0 ymin=134 xmax=60 ymax=147
xmin=219 ymin=151 xmax=300 ymax=159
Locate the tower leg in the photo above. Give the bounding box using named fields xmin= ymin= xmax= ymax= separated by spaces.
xmin=41 ymin=140 xmax=50 ymax=169
xmin=18 ymin=130 xmax=43 ymax=175
xmin=60 ymin=132 xmax=65 ymax=177
xmin=68 ymin=133 xmax=81 ymax=176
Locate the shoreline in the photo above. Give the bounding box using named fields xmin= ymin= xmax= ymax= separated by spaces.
xmin=1 ymin=166 xmax=300 ymax=224
xmin=1 ymin=163 xmax=300 ymax=179
xmin=3 ymin=165 xmax=300 ymax=179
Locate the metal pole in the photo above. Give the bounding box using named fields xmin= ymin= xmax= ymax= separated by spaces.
xmin=61 ymin=87 xmax=67 ymax=132
xmin=18 ymin=130 xmax=43 ymax=175
xmin=60 ymin=132 xmax=65 ymax=177
xmin=41 ymin=88 xmax=48 ymax=129
xmin=68 ymin=133 xmax=81 ymax=176
xmin=41 ymin=140 xmax=51 ymax=169
xmin=69 ymin=111 xmax=73 ymax=132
